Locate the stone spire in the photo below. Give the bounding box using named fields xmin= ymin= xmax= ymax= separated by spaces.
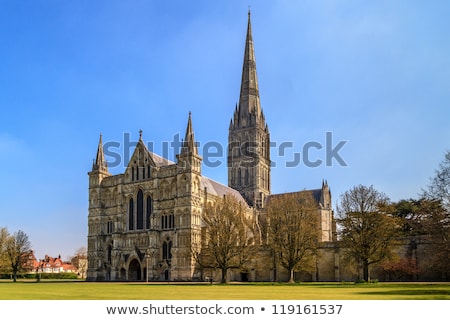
xmin=92 ymin=133 xmax=108 ymax=172
xmin=238 ymin=10 xmax=261 ymax=118
xmin=228 ymin=11 xmax=271 ymax=207
xmin=178 ymin=112 xmax=202 ymax=173
xmin=180 ymin=112 xmax=198 ymax=156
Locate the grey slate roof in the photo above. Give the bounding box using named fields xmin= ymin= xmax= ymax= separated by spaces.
xmin=149 ymin=151 xmax=175 ymax=167
xmin=200 ymin=176 xmax=247 ymax=204
xmin=265 ymin=189 xmax=323 ymax=206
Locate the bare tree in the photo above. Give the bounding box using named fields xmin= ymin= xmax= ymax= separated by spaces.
xmin=266 ymin=192 xmax=319 ymax=283
xmin=423 ymin=150 xmax=450 ymax=210
xmin=337 ymin=185 xmax=400 ymax=281
xmin=193 ymin=194 xmax=255 ymax=283
xmin=5 ymin=230 xmax=31 ymax=282
xmin=70 ymin=247 xmax=88 ymax=278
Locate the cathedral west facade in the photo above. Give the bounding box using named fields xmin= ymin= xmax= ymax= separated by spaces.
xmin=86 ymin=12 xmax=335 ymax=282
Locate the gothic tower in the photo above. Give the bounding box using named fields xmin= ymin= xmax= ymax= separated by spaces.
xmin=177 ymin=112 xmax=202 ymax=174
xmin=87 ymin=134 xmax=112 ymax=280
xmin=228 ymin=11 xmax=271 ymax=208
xmin=88 ymin=134 xmax=111 ymax=194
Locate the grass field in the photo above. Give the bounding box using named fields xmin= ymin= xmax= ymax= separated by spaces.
xmin=0 ymin=281 xmax=449 ymax=300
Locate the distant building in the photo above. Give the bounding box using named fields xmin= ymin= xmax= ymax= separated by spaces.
xmin=23 ymin=254 xmax=77 ymax=274
xmin=36 ymin=255 xmax=76 ymax=273
xmin=22 ymin=251 xmax=40 ymax=272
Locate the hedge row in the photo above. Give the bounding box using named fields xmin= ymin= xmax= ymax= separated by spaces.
xmin=0 ymin=273 xmax=78 ymax=279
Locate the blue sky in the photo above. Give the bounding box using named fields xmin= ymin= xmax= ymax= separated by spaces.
xmin=1 ymin=0 xmax=449 ymax=260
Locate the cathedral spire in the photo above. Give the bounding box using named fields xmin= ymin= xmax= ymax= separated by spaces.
xmin=181 ymin=112 xmax=198 ymax=156
xmin=228 ymin=11 xmax=271 ymax=207
xmin=92 ymin=133 xmax=108 ymax=172
xmin=238 ymin=9 xmax=261 ymax=117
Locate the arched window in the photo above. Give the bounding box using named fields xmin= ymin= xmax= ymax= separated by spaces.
xmin=131 ymin=167 xmax=135 ymax=181
xmin=245 ymin=168 xmax=249 ymax=185
xmin=163 ymin=240 xmax=172 ymax=260
xmin=128 ymin=198 xmax=134 ymax=230
xmin=146 ymin=196 xmax=152 ymax=229
xmin=161 ymin=213 xmax=175 ymax=230
xmin=137 ymin=190 xmax=144 ymax=230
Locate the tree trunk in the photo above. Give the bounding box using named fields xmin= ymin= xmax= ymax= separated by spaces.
xmin=363 ymin=260 xmax=370 ymax=281
xmin=221 ymin=268 xmax=228 ymax=283
xmin=288 ymin=268 xmax=295 ymax=283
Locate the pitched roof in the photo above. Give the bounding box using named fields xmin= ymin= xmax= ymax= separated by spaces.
xmin=130 ymin=139 xmax=175 ymax=167
xmin=149 ymin=150 xmax=174 ymax=167
xmin=201 ymin=176 xmax=247 ymax=204
xmin=266 ymin=189 xmax=323 ymax=206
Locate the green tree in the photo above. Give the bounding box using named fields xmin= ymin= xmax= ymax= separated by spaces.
xmin=420 ymin=151 xmax=450 ymax=279
xmin=383 ymin=199 xmax=427 ymax=236
xmin=337 ymin=185 xmax=400 ymax=281
xmin=266 ymin=192 xmax=319 ymax=283
xmin=5 ymin=230 xmax=31 ymax=282
xmin=416 ymin=199 xmax=449 ymax=279
xmin=0 ymin=227 xmax=10 ymax=273
xmin=193 ymin=194 xmax=256 ymax=283
xmin=385 ymin=198 xmax=449 ymax=280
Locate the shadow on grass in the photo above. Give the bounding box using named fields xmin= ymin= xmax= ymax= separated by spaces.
xmin=359 ymin=289 xmax=450 ymax=297
xmin=10 ymin=280 xmax=87 ymax=284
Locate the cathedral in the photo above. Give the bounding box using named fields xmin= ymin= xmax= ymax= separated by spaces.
xmin=87 ymin=12 xmax=334 ymax=282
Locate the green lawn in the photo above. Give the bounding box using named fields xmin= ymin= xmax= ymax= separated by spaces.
xmin=0 ymin=281 xmax=449 ymax=300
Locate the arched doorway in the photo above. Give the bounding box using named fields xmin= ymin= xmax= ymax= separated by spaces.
xmin=164 ymin=269 xmax=170 ymax=281
xmin=129 ymin=259 xmax=141 ymax=281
